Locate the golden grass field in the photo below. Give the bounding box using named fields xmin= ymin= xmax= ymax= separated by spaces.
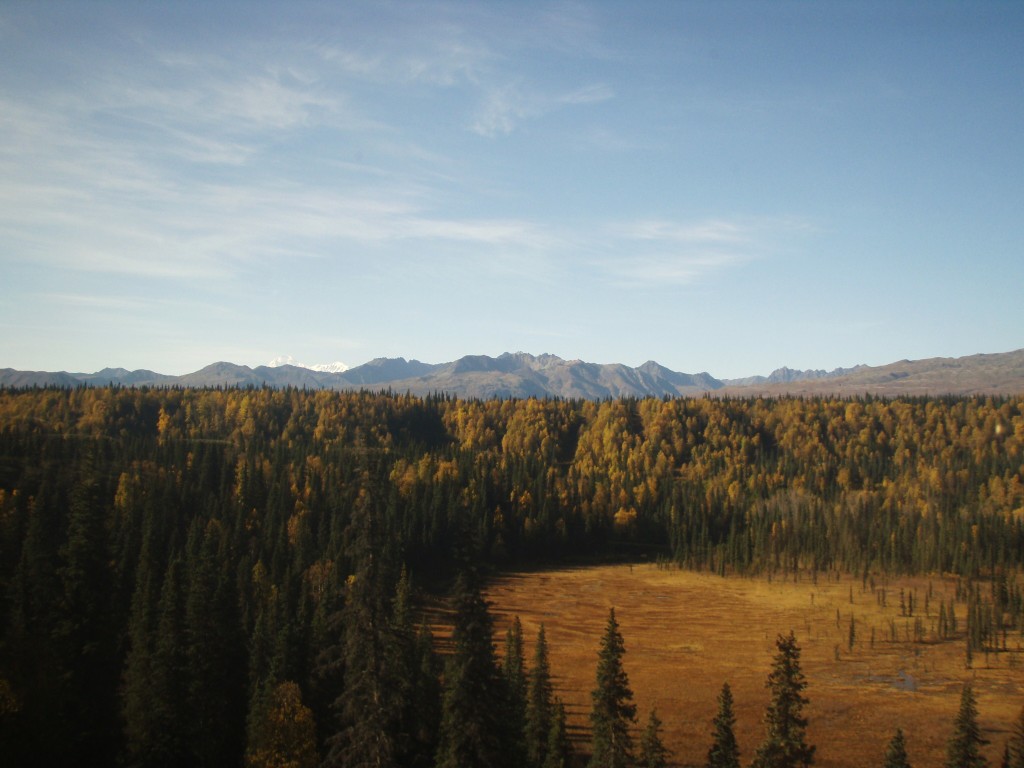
xmin=483 ymin=564 xmax=1023 ymax=768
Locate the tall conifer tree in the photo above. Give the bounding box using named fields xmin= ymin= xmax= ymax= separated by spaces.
xmin=707 ymin=682 xmax=740 ymax=768
xmin=752 ymin=632 xmax=815 ymax=768
xmin=589 ymin=608 xmax=636 ymax=768
xmin=435 ymin=569 xmax=520 ymax=768
xmin=526 ymin=624 xmax=555 ymax=768
xmin=504 ymin=616 xmax=527 ymax=756
xmin=945 ymin=684 xmax=988 ymax=768
xmin=324 ymin=485 xmax=405 ymax=768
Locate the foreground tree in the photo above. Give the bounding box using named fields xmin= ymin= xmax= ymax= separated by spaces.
xmin=504 ymin=616 xmax=527 ymax=758
xmin=751 ymin=632 xmax=815 ymax=768
xmin=525 ymin=625 xmax=555 ymax=768
xmin=589 ymin=608 xmax=636 ymax=768
xmin=707 ymin=682 xmax=740 ymax=768
xmin=639 ymin=708 xmax=670 ymax=768
xmin=435 ymin=570 xmax=520 ymax=768
xmin=945 ymin=684 xmax=988 ymax=768
xmin=323 ymin=486 xmax=405 ymax=768
xmin=1006 ymin=705 xmax=1024 ymax=768
xmin=883 ymin=728 xmax=910 ymax=768
xmin=543 ymin=699 xmax=573 ymax=768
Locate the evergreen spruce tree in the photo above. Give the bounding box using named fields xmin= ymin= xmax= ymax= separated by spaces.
xmin=147 ymin=556 xmax=192 ymax=766
xmin=184 ymin=520 xmax=247 ymax=768
xmin=324 ymin=486 xmax=405 ymax=768
xmin=883 ymin=728 xmax=911 ymax=768
xmin=504 ymin=615 xmax=528 ymax=756
xmin=543 ymin=699 xmax=573 ymax=768
xmin=589 ymin=608 xmax=636 ymax=768
xmin=1007 ymin=705 xmax=1024 ymax=768
xmin=751 ymin=632 xmax=815 ymax=768
xmin=526 ymin=624 xmax=555 ymax=768
xmin=392 ymin=568 xmax=442 ymax=768
xmin=639 ymin=708 xmax=670 ymax=768
xmin=707 ymin=682 xmax=740 ymax=768
xmin=54 ymin=470 xmax=120 ymax=765
xmin=435 ymin=569 xmax=520 ymax=768
xmin=121 ymin=540 xmax=163 ymax=765
xmin=945 ymin=684 xmax=988 ymax=768
xmin=405 ymin=622 xmax=442 ymax=768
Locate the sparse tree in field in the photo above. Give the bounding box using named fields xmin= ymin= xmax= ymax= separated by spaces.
xmin=883 ymin=728 xmax=910 ymax=768
xmin=707 ymin=682 xmax=740 ymax=768
xmin=639 ymin=708 xmax=670 ymax=768
xmin=751 ymin=631 xmax=815 ymax=768
xmin=589 ymin=608 xmax=636 ymax=768
xmin=848 ymin=616 xmax=856 ymax=652
xmin=945 ymin=683 xmax=988 ymax=768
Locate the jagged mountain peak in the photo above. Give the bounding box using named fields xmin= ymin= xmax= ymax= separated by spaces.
xmin=268 ymin=355 xmax=349 ymax=373
xmin=2 ymin=349 xmax=1021 ymax=398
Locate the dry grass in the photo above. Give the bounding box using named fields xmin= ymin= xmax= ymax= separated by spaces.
xmin=483 ymin=564 xmax=1024 ymax=768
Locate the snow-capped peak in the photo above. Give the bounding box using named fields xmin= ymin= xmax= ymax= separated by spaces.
xmin=268 ymin=355 xmax=350 ymax=373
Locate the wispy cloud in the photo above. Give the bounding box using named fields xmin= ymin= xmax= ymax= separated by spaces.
xmin=471 ymin=83 xmax=534 ymax=137
xmin=470 ymin=81 xmax=613 ymax=136
xmin=623 ymin=219 xmax=751 ymax=245
xmin=558 ymin=83 xmax=614 ymax=105
xmin=316 ymin=31 xmax=493 ymax=88
xmin=597 ymin=216 xmax=813 ymax=288
xmin=36 ymin=293 xmax=151 ymax=312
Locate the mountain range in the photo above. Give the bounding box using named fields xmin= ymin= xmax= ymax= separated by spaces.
xmin=2 ymin=349 xmax=1022 ymax=399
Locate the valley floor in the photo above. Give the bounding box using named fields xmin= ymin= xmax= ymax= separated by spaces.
xmin=485 ymin=564 xmax=1022 ymax=768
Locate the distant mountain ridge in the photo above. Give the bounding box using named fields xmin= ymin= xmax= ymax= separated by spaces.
xmin=2 ymin=349 xmax=1023 ymax=398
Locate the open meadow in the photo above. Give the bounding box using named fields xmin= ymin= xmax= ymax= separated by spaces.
xmin=484 ymin=564 xmax=1024 ymax=768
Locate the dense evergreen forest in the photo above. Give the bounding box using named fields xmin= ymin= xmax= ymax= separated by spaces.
xmin=1 ymin=386 xmax=1023 ymax=766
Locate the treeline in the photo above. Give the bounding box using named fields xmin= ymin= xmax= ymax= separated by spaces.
xmin=1 ymin=387 xmax=1022 ymax=574
xmin=0 ymin=387 xmax=1023 ymax=765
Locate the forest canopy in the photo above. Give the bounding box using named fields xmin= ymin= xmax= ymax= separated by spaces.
xmin=0 ymin=386 xmax=1022 ymax=765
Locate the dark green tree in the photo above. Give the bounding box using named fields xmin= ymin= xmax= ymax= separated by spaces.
xmin=526 ymin=624 xmax=555 ymax=768
xmin=54 ymin=470 xmax=120 ymax=765
xmin=324 ymin=485 xmax=405 ymax=768
xmin=588 ymin=608 xmax=636 ymax=768
xmin=435 ymin=569 xmax=520 ymax=768
xmin=1007 ymin=705 xmax=1024 ymax=768
xmin=751 ymin=632 xmax=815 ymax=768
xmin=121 ymin=536 xmax=164 ymax=765
xmin=147 ymin=556 xmax=192 ymax=767
xmin=639 ymin=708 xmax=670 ymax=768
xmin=883 ymin=728 xmax=910 ymax=768
xmin=504 ymin=615 xmax=528 ymax=756
xmin=707 ymin=682 xmax=740 ymax=768
xmin=543 ymin=699 xmax=572 ymax=768
xmin=392 ymin=568 xmax=442 ymax=768
xmin=945 ymin=684 xmax=988 ymax=768
xmin=184 ymin=519 xmax=247 ymax=768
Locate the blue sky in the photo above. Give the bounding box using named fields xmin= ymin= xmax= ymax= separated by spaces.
xmin=2 ymin=1 xmax=1022 ymax=378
